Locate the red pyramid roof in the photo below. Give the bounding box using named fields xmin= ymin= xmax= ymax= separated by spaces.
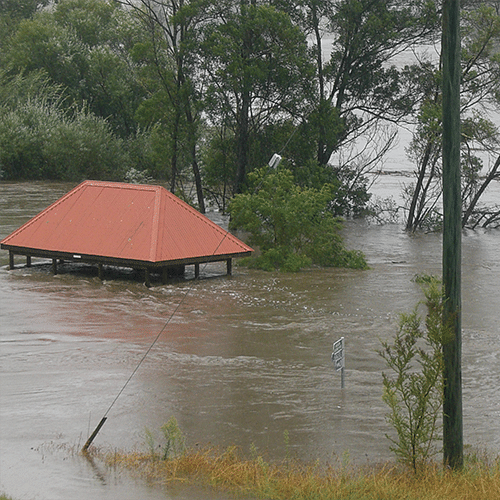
xmin=1 ymin=180 xmax=252 ymax=264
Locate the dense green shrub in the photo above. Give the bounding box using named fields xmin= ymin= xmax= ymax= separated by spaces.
xmin=0 ymin=99 xmax=128 ymax=181
xmin=228 ymin=167 xmax=368 ymax=271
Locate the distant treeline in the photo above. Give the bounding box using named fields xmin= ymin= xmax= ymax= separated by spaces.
xmin=1 ymin=0 xmax=499 ymax=227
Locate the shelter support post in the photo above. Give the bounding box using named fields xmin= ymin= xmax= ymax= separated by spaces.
xmin=9 ymin=251 xmax=14 ymax=270
xmin=145 ymin=268 xmax=151 ymax=288
xmin=195 ymin=263 xmax=200 ymax=278
xmin=52 ymin=258 xmax=58 ymax=275
xmin=26 ymin=255 xmax=31 ymax=267
xmin=162 ymin=266 xmax=168 ymax=285
xmin=226 ymin=259 xmax=232 ymax=276
xmin=98 ymin=263 xmax=104 ymax=280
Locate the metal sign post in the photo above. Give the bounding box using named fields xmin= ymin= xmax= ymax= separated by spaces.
xmin=332 ymin=337 xmax=345 ymax=389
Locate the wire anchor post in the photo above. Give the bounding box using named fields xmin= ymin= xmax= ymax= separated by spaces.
xmin=82 ymin=417 xmax=107 ymax=453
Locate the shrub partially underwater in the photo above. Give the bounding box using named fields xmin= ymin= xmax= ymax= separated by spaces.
xmin=228 ymin=167 xmax=368 ymax=272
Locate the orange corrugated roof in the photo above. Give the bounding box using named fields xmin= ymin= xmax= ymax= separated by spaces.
xmin=1 ymin=180 xmax=252 ymax=263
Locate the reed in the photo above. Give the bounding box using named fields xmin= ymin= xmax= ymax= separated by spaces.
xmin=100 ymin=445 xmax=500 ymax=500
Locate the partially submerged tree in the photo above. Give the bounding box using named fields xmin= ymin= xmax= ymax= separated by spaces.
xmin=228 ymin=166 xmax=367 ymax=271
xmin=271 ymin=0 xmax=439 ymax=182
xmin=403 ymin=3 xmax=500 ymax=232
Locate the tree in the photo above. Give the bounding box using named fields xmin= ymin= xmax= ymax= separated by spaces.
xmin=118 ymin=0 xmax=206 ymax=211
xmin=4 ymin=0 xmax=146 ymax=137
xmin=380 ymin=277 xmax=445 ymax=472
xmin=228 ymin=166 xmax=367 ymax=271
xmin=199 ymin=2 xmax=315 ymax=193
xmin=403 ymin=3 xmax=500 ymax=232
xmin=0 ymin=0 xmax=50 ymax=56
xmin=271 ymin=0 xmax=439 ymax=168
xmin=0 ymin=72 xmax=128 ymax=180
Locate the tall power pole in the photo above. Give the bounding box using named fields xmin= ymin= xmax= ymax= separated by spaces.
xmin=441 ymin=0 xmax=463 ymax=469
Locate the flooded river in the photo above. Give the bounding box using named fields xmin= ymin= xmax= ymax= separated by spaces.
xmin=1 ymin=181 xmax=500 ymax=499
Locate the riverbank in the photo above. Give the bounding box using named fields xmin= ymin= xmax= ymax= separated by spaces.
xmin=98 ymin=444 xmax=500 ymax=500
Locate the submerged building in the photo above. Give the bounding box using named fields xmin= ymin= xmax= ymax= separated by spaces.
xmin=1 ymin=180 xmax=253 ymax=285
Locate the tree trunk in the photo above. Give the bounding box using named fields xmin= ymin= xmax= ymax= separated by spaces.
xmin=406 ymin=141 xmax=433 ymax=231
xmin=170 ymin=109 xmax=181 ymax=192
xmin=462 ymin=154 xmax=500 ymax=227
xmin=236 ymin=96 xmax=250 ymax=193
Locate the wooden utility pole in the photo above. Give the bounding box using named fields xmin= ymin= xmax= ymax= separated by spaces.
xmin=442 ymin=0 xmax=463 ymax=469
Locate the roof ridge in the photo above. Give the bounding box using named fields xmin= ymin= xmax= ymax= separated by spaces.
xmin=149 ymin=185 xmax=162 ymax=262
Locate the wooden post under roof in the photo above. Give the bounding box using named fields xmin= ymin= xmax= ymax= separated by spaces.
xmin=9 ymin=251 xmax=14 ymax=270
xmin=226 ymin=258 xmax=232 ymax=275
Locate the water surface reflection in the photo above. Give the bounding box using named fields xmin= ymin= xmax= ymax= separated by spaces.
xmin=1 ymin=182 xmax=499 ymax=500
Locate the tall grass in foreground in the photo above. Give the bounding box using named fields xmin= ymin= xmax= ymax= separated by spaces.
xmin=98 ymin=445 xmax=500 ymax=500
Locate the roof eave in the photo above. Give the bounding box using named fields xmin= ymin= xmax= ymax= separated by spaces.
xmin=2 ymin=244 xmax=252 ymax=269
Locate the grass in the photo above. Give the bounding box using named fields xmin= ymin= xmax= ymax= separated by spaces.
xmin=95 ymin=444 xmax=500 ymax=500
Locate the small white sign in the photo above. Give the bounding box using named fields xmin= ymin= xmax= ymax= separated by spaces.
xmin=332 ymin=337 xmax=344 ymax=371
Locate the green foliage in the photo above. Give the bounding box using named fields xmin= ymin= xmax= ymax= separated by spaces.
xmin=4 ymin=0 xmax=146 ymax=137
xmin=379 ymin=277 xmax=445 ymax=471
xmin=145 ymin=416 xmax=186 ymax=461
xmin=229 ymin=167 xmax=367 ymax=272
xmin=199 ymin=3 xmax=315 ymax=191
xmin=202 ymin=128 xmax=238 ymax=212
xmin=0 ymin=90 xmax=128 ymax=180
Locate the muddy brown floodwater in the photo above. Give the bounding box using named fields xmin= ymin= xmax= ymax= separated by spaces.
xmin=1 ymin=181 xmax=500 ymax=500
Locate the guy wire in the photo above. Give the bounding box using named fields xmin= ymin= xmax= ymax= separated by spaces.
xmin=82 ymin=127 xmax=301 ymax=452
xmin=82 ymin=224 xmax=232 ymax=452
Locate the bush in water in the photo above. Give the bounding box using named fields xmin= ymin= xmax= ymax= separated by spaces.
xmin=228 ymin=167 xmax=368 ymax=272
xmin=379 ymin=276 xmax=447 ymax=471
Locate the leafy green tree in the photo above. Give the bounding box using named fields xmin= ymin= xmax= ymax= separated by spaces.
xmin=199 ymin=2 xmax=315 ymax=193
xmin=228 ymin=166 xmax=367 ymax=271
xmin=0 ymin=71 xmax=128 ymax=180
xmin=0 ymin=0 xmax=50 ymax=58
xmin=4 ymin=0 xmax=145 ymax=137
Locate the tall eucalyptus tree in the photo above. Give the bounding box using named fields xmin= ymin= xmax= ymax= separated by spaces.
xmin=118 ymin=0 xmax=206 ymax=211
xmin=198 ymin=0 xmax=315 ymax=193
xmin=404 ymin=3 xmax=500 ymax=231
xmin=272 ymin=0 xmax=440 ymax=169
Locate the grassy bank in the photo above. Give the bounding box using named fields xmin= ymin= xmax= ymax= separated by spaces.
xmin=98 ymin=445 xmax=500 ymax=500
